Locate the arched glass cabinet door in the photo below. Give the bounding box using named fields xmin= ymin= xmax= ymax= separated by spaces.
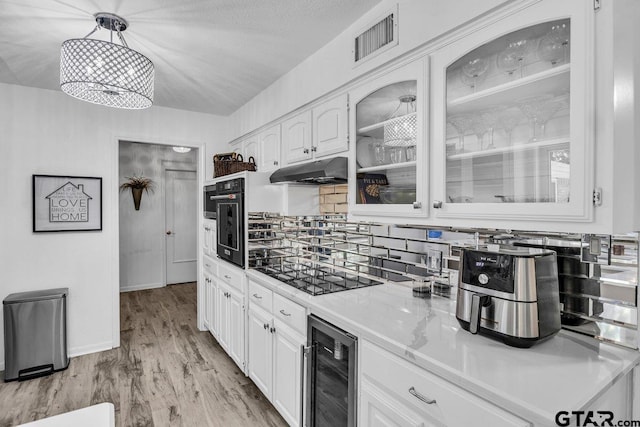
xmin=349 ymin=59 xmax=427 ymax=217
xmin=431 ymin=0 xmax=593 ymax=223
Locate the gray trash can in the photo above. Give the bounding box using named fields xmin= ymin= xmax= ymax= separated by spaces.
xmin=3 ymin=288 xmax=69 ymax=381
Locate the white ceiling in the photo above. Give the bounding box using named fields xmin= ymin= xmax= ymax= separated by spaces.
xmin=0 ymin=0 xmax=381 ymax=115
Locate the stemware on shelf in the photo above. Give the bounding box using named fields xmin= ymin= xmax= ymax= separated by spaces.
xmin=405 ymin=145 xmax=417 ymax=162
xmin=480 ymin=108 xmax=501 ymax=149
xmin=516 ymin=94 xmax=563 ymax=142
xmin=495 ymin=107 xmax=523 ymax=146
xmin=469 ymin=115 xmax=487 ymax=151
xmin=447 ymin=114 xmax=473 ymax=153
xmin=538 ymin=32 xmax=564 ymax=66
xmin=461 ymin=57 xmax=489 ymax=92
xmin=497 ymin=38 xmax=535 ymax=79
xmin=549 ymin=22 xmax=570 ymax=63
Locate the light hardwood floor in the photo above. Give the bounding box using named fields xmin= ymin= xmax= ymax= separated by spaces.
xmin=0 ymin=283 xmax=287 ymax=427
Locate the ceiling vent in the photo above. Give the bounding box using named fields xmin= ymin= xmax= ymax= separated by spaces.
xmin=353 ymin=6 xmax=399 ymax=66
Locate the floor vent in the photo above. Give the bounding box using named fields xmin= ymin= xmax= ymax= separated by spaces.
xmin=353 ymin=7 xmax=398 ymax=65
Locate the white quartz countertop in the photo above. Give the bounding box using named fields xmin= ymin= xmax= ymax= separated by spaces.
xmin=246 ymin=269 xmax=640 ymax=425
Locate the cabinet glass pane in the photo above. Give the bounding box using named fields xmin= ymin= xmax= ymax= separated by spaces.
xmin=445 ymin=19 xmax=571 ymax=204
xmin=355 ymin=80 xmax=417 ymax=205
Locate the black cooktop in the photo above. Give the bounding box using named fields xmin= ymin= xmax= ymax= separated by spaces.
xmin=253 ymin=260 xmax=383 ymax=296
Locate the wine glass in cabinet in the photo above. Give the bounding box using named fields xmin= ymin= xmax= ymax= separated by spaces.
xmin=431 ymin=0 xmax=594 ymax=224
xmin=349 ymin=59 xmax=428 ymax=217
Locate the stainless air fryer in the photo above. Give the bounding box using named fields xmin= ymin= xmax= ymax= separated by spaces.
xmin=456 ymin=246 xmax=561 ymax=348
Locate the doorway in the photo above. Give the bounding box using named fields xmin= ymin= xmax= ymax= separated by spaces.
xmin=118 ymin=141 xmax=199 ymax=291
xmin=164 ymin=166 xmax=197 ymax=284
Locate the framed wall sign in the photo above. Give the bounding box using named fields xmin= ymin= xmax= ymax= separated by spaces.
xmin=33 ymin=174 xmax=102 ymax=232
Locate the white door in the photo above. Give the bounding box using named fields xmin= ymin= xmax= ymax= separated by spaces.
xmin=312 ymin=93 xmax=348 ymax=158
xmin=165 ymin=169 xmax=197 ymax=284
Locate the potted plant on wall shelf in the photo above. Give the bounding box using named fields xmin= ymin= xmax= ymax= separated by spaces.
xmin=120 ymin=174 xmax=155 ymax=211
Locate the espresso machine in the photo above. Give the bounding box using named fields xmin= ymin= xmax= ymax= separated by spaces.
xmin=456 ymin=246 xmax=561 ymax=347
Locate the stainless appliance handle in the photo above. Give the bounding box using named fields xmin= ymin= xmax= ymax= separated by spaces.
xmin=408 ymin=386 xmax=436 ymax=405
xmin=470 ymin=294 xmax=491 ymax=334
xmin=300 ymin=344 xmax=311 ymax=427
xmin=209 ymin=194 xmax=238 ymax=200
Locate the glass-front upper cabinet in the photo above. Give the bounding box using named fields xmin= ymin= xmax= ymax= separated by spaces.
xmin=349 ymin=59 xmax=428 ymax=217
xmin=431 ymin=0 xmax=593 ymax=222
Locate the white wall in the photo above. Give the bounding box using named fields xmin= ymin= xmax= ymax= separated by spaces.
xmin=225 ymin=0 xmax=510 ymax=141
xmin=119 ymin=142 xmax=198 ymax=291
xmin=0 ymin=83 xmax=225 ymax=368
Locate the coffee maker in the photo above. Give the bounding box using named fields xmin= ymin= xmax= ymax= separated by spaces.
xmin=456 ymin=246 xmax=561 ymax=348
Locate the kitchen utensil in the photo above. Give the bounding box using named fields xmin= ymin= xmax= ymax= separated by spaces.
xmin=356 ymin=137 xmax=375 ymax=168
xmin=456 ymin=246 xmax=561 ymax=347
xmin=378 ymin=186 xmax=416 ymax=204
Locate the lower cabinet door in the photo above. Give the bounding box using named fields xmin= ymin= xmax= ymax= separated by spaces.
xmin=208 ymin=278 xmax=219 ymax=338
xmin=217 ymin=283 xmax=230 ymax=352
xmin=228 ymin=288 xmax=246 ymax=371
xmin=273 ymin=322 xmax=304 ymax=427
xmin=203 ymin=275 xmax=211 ymax=329
xmin=361 ymin=379 xmax=438 ymax=427
xmin=248 ymin=305 xmax=273 ymax=398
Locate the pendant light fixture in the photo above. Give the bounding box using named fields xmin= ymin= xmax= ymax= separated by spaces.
xmin=383 ymin=95 xmax=417 ymax=146
xmin=60 ymin=13 xmax=154 ymax=109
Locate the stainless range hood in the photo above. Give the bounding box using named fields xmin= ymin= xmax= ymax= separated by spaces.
xmin=269 ymin=157 xmax=347 ymax=184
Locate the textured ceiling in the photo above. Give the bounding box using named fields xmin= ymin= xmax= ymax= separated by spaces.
xmin=0 ymin=0 xmax=381 ymax=115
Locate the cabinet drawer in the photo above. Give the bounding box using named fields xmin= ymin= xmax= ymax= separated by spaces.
xmin=361 ymin=341 xmax=529 ymax=427
xmin=248 ymin=280 xmax=273 ymax=312
xmin=203 ymin=256 xmax=218 ymax=276
xmin=218 ymin=262 xmax=245 ymax=291
xmin=273 ymin=294 xmax=306 ymax=335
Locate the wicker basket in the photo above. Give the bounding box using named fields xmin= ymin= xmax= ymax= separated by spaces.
xmin=214 ymin=153 xmax=257 ymax=178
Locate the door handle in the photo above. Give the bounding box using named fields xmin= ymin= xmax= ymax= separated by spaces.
xmin=408 ymin=386 xmax=436 ymax=405
xmin=166 ymin=230 xmax=172 ymax=235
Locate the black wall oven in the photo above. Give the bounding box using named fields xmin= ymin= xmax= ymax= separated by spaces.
xmin=210 ymin=177 xmax=245 ymax=268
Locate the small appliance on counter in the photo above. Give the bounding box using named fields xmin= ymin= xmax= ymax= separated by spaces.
xmin=456 ymin=246 xmax=561 ymax=348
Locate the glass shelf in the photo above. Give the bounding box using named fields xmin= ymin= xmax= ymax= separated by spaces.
xmin=357 ymin=161 xmax=416 ymax=173
xmin=447 ymin=137 xmax=568 ymax=161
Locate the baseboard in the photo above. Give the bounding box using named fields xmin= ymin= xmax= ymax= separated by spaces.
xmin=120 ymin=282 xmax=164 ymax=292
xmin=0 ymin=341 xmax=113 ymax=372
xmin=69 ymin=341 xmax=113 ymax=358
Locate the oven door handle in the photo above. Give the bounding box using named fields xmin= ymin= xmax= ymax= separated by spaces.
xmin=209 ymin=194 xmax=238 ymax=200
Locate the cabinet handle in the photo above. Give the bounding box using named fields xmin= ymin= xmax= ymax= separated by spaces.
xmin=303 ymin=148 xmax=309 ymax=154
xmin=273 ymin=160 xmax=279 ymax=166
xmin=205 ymin=263 xmax=211 ymax=268
xmin=433 ymin=200 xmax=443 ymax=209
xmin=270 ymin=327 xmax=276 ymax=334
xmin=263 ymin=323 xmax=269 ymax=330
xmin=224 ymin=274 xmax=231 ymax=279
xmin=253 ymin=293 xmax=262 ymax=299
xmin=311 ymin=146 xmax=317 ymax=152
xmin=279 ymin=309 xmax=291 ymax=317
xmin=408 ymin=386 xmax=436 ymax=405
xmin=412 ymin=201 xmax=422 ymax=209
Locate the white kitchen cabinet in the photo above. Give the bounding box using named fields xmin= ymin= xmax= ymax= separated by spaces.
xmin=312 ymin=93 xmax=349 ymax=158
xmin=272 ymin=320 xmax=305 ymax=427
xmin=431 ymin=0 xmax=593 ymax=223
xmin=283 ymin=110 xmax=313 ymax=164
xmin=349 ymin=58 xmax=428 ymax=217
xmin=218 ymin=280 xmax=245 ymax=371
xmin=247 ymin=280 xmax=306 ymax=427
xmin=360 ymin=340 xmax=529 ymax=427
xmin=243 ymin=135 xmax=260 ymax=163
xmin=283 ymin=94 xmax=349 ymax=165
xmin=258 ymin=124 xmax=282 ymax=173
xmin=202 ymin=219 xmax=216 ymax=258
xmin=248 ymin=304 xmax=273 ymax=397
